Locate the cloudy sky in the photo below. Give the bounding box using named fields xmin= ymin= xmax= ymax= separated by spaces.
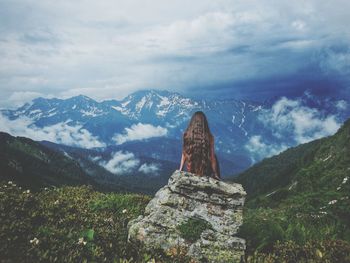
xmin=1 ymin=0 xmax=350 ymax=107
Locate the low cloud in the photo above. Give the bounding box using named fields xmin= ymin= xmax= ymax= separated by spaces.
xmin=138 ymin=163 xmax=161 ymax=175
xmin=99 ymin=151 xmax=140 ymax=175
xmin=245 ymin=135 xmax=288 ymax=162
xmin=0 ymin=113 xmax=105 ymax=148
xmin=336 ymin=100 xmax=348 ymax=111
xmin=246 ymin=96 xmax=343 ymax=162
xmin=259 ymin=97 xmax=341 ymax=144
xmin=4 ymin=91 xmax=48 ymax=109
xmin=113 ymin=123 xmax=168 ymax=144
xmin=89 ymin=156 xmax=102 ymax=162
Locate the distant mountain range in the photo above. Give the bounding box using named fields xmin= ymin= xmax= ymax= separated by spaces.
xmin=1 ymin=89 xmax=349 ymax=177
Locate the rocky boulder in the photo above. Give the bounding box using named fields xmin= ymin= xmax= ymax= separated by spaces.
xmin=128 ymin=170 xmax=246 ymax=262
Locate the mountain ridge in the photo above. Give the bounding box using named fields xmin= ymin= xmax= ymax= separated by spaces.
xmin=0 ymin=131 xmax=92 ymax=190
xmin=235 ymin=117 xmax=350 ymax=204
xmin=1 ymin=89 xmax=349 ymax=176
xmin=0 ymin=131 xmax=179 ymax=194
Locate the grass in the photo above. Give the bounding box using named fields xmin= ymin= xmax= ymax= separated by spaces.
xmin=177 ymin=217 xmax=212 ymax=242
xmin=1 ymin=179 xmax=349 ymax=262
xmin=0 ymin=181 xmax=151 ymax=262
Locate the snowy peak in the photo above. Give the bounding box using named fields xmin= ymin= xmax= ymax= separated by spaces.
xmin=1 ymin=89 xmax=348 ymax=175
xmin=111 ymin=89 xmax=199 ymax=120
xmin=7 ymin=95 xmax=108 ymax=121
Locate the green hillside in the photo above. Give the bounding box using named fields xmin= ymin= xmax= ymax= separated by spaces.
xmin=236 ymin=118 xmax=350 ymax=207
xmin=234 ymin=119 xmax=350 ymax=261
xmin=0 ymin=132 xmax=170 ymax=194
xmin=0 ymin=132 xmax=93 ymax=190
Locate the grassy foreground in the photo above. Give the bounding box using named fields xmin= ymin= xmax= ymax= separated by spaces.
xmin=1 ymin=180 xmax=350 ymax=262
xmin=0 ymin=181 xmax=154 ymax=262
xmin=239 ymin=190 xmax=350 ymax=262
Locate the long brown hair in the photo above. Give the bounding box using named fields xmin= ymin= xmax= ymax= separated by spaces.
xmin=183 ymin=111 xmax=213 ymax=176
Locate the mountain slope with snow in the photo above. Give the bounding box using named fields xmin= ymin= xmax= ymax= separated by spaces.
xmin=1 ymin=89 xmax=348 ymax=176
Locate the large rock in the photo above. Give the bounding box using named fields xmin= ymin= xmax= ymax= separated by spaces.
xmin=128 ymin=170 xmax=246 ymax=262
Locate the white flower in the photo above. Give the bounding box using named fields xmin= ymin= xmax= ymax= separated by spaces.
xmin=8 ymin=181 xmax=13 ymax=185
xmin=54 ymin=200 xmax=59 ymax=205
xmin=78 ymin=237 xmax=87 ymax=245
xmin=44 ymin=187 xmax=48 ymax=191
xmin=337 ymin=186 xmax=341 ymax=191
xmin=122 ymin=209 xmax=127 ymax=214
xmin=342 ymin=177 xmax=348 ymax=184
xmin=30 ymin=237 xmax=39 ymax=245
xmin=328 ymin=200 xmax=337 ymax=205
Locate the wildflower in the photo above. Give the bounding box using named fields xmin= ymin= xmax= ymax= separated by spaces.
xmin=122 ymin=209 xmax=127 ymax=214
xmin=337 ymin=186 xmax=341 ymax=191
xmin=44 ymin=187 xmax=48 ymax=191
xmin=78 ymin=237 xmax=87 ymax=245
xmin=104 ymin=217 xmax=113 ymax=223
xmin=342 ymin=177 xmax=348 ymax=184
xmin=8 ymin=181 xmax=13 ymax=185
xmin=328 ymin=200 xmax=337 ymax=205
xmin=54 ymin=200 xmax=59 ymax=205
xmin=30 ymin=237 xmax=39 ymax=245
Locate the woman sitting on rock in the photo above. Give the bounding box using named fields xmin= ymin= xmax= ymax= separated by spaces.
xmin=179 ymin=111 xmax=220 ymax=180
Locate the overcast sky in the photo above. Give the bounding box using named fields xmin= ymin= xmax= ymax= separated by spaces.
xmin=1 ymin=0 xmax=350 ymax=107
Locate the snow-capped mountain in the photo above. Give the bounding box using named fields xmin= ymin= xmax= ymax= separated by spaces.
xmin=1 ymin=89 xmax=349 ymax=177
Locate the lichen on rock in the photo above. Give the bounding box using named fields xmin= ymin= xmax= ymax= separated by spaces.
xmin=128 ymin=170 xmax=246 ymax=262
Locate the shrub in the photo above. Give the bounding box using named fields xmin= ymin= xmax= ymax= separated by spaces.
xmin=177 ymin=217 xmax=212 ymax=242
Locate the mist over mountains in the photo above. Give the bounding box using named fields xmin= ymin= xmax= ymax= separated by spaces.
xmin=0 ymin=89 xmax=349 ymax=177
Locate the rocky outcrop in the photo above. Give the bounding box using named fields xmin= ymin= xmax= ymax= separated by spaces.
xmin=128 ymin=170 xmax=246 ymax=262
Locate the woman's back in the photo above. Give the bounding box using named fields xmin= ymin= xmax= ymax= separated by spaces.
xmin=183 ymin=131 xmax=212 ymax=176
xmin=180 ymin=111 xmax=220 ymax=179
